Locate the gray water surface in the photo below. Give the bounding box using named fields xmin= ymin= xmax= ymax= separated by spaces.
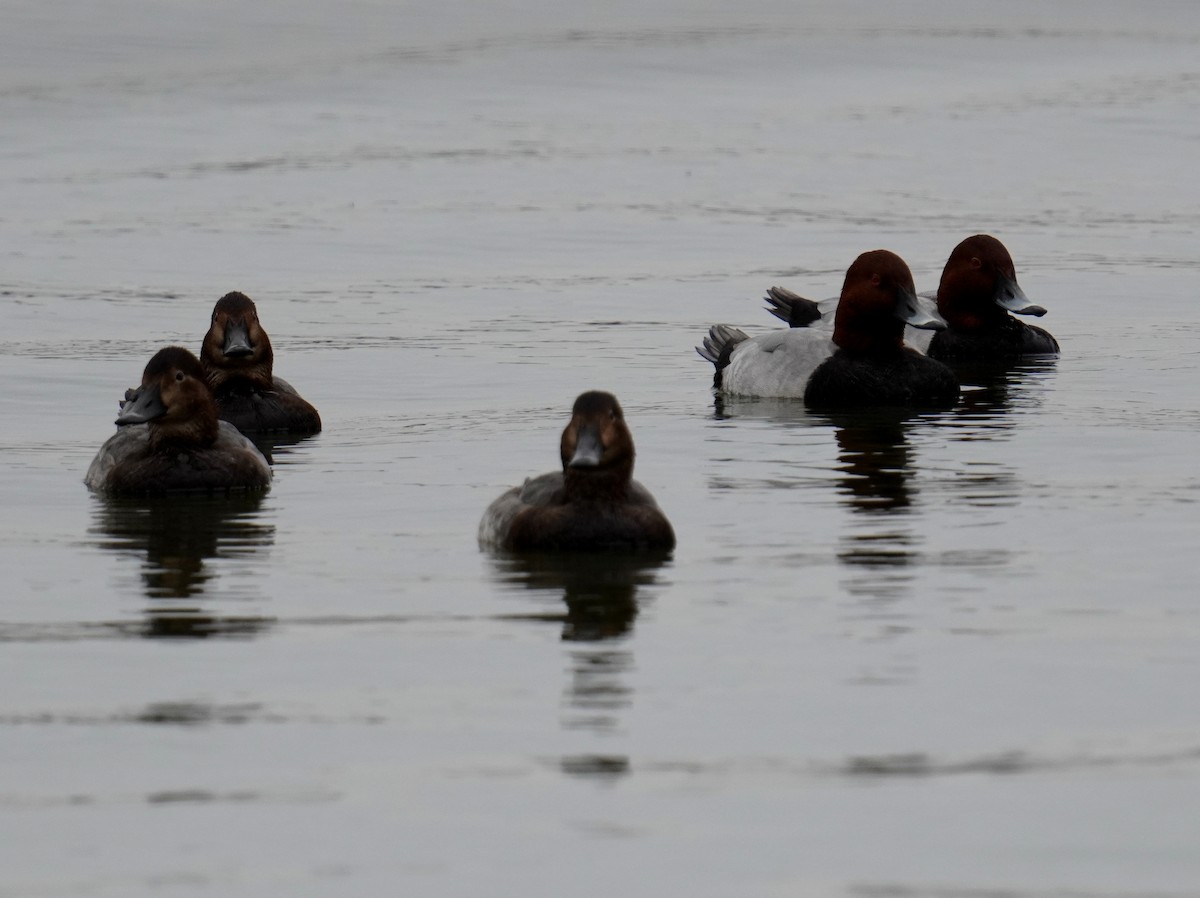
xmin=4 ymin=2 xmax=1200 ymax=895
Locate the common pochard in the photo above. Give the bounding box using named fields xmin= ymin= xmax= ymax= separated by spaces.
xmin=87 ymin=346 xmax=272 ymax=495
xmin=478 ymin=391 xmax=675 ymax=552
xmin=762 ymin=235 xmax=1057 ymax=361
xmin=200 ymin=292 xmax=322 ymax=434
xmin=698 ymin=250 xmax=959 ymax=408
xmin=925 ymin=234 xmax=1058 ymax=361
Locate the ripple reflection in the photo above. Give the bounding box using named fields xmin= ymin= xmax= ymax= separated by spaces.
xmin=487 ymin=551 xmax=671 ymax=779
xmin=815 ymin=410 xmax=924 ymax=611
xmin=88 ymin=494 xmax=275 ymax=638
xmin=245 ymin=431 xmax=320 ymax=467
xmin=947 ymin=357 xmax=1058 ymax=440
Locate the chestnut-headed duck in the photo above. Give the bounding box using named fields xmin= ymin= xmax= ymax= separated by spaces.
xmin=762 ymin=235 xmax=1058 ymax=362
xmin=698 ymin=250 xmax=959 ymax=408
xmin=478 ymin=391 xmax=675 ymax=553
xmin=925 ymin=234 xmax=1058 ymax=361
xmin=86 ymin=346 xmax=272 ymax=495
xmin=200 ymin=292 xmax=321 ymax=435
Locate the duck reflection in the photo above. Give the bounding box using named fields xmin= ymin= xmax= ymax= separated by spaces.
xmin=711 ymin=393 xmax=811 ymax=425
xmin=948 ymin=356 xmax=1057 ymax=441
xmin=245 ymin=431 xmax=320 ymax=467
xmin=820 ymin=409 xmax=921 ymax=606
xmin=823 ymin=360 xmax=1056 ymax=605
xmin=830 ymin=410 xmax=914 ymax=514
xmin=490 ymin=552 xmax=669 ymax=642
xmin=488 ymin=551 xmax=671 ymax=781
xmin=939 ymin=359 xmax=1058 ymax=509
xmin=89 ymin=494 xmax=275 ymax=638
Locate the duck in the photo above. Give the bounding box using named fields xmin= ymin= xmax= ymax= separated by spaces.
xmin=86 ymin=346 xmax=272 ymax=495
xmin=698 ymin=250 xmax=959 ymax=408
xmin=478 ymin=391 xmax=676 ymax=553
xmin=925 ymin=234 xmax=1059 ymax=361
xmin=199 ymin=291 xmax=322 ymax=434
xmin=761 ymin=235 xmax=1057 ymax=361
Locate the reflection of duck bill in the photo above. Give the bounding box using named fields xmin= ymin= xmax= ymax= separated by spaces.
xmin=562 ymin=588 xmax=638 ymax=641
xmin=994 ymin=272 xmax=1046 ymax=317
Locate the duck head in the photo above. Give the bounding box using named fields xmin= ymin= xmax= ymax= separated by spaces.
xmin=937 ymin=234 xmax=1046 ymax=331
xmin=559 ymin=391 xmax=636 ymax=500
xmin=116 ymin=346 xmax=220 ymax=449
xmin=200 ymin=291 xmax=275 ymax=391
xmin=832 ymin=249 xmax=944 ymax=354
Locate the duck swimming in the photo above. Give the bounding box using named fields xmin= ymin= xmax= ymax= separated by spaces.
xmin=478 ymin=391 xmax=676 ymax=553
xmin=925 ymin=234 xmax=1059 ymax=361
xmin=761 ymin=235 xmax=1057 ymax=362
xmin=200 ymin=291 xmax=322 ymax=434
xmin=86 ymin=346 xmax=272 ymax=495
xmin=698 ymin=250 xmax=959 ymax=408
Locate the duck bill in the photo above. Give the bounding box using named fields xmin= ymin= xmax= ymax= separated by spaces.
xmin=895 ymin=285 xmax=946 ymax=331
xmin=994 ymin=272 xmax=1046 ymax=317
xmin=115 ymin=383 xmax=166 ymax=425
xmin=222 ymin=320 xmax=254 ymax=357
xmin=567 ymin=424 xmax=604 ymax=469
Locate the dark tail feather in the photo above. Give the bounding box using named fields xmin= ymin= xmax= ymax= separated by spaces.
xmin=695 ymin=324 xmax=749 ymax=389
xmin=765 ymin=286 xmax=823 ymax=327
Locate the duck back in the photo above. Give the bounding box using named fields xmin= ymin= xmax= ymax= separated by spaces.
xmin=213 ymin=377 xmax=321 ymax=435
xmin=479 ymin=472 xmax=672 ymax=552
xmin=723 ymin=329 xmax=838 ymax=399
xmin=87 ymin=421 xmax=271 ymax=495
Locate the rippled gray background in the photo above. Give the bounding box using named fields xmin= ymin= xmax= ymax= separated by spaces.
xmin=3 ymin=1 xmax=1200 ymax=895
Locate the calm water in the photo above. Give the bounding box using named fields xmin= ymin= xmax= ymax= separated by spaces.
xmin=3 ymin=2 xmax=1200 ymax=895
